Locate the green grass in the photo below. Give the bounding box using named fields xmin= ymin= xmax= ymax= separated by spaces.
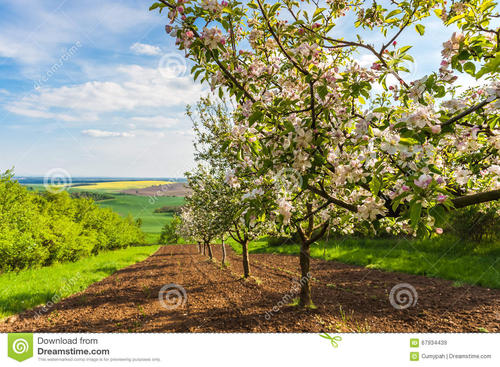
xmin=229 ymin=236 xmax=500 ymax=289
xmin=96 ymin=194 xmax=184 ymax=242
xmin=23 ymin=184 xmax=185 ymax=243
xmin=0 ymin=245 xmax=161 ymax=319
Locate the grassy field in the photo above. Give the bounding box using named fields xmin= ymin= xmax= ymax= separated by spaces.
xmin=23 ymin=181 xmax=185 ymax=243
xmin=228 ymin=236 xmax=500 ymax=289
xmin=0 ymin=245 xmax=161 ymax=319
xmin=97 ymin=194 xmax=184 ymax=243
xmin=72 ymin=180 xmax=171 ymax=192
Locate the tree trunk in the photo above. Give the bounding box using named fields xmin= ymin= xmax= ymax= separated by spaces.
xmin=197 ymin=242 xmax=201 ymax=253
xmin=221 ymin=238 xmax=226 ymax=266
xmin=241 ymin=239 xmax=250 ymax=278
xmin=206 ymin=242 xmax=213 ymax=260
xmin=299 ymin=240 xmax=313 ymax=307
xmin=202 ymin=243 xmax=206 ymax=255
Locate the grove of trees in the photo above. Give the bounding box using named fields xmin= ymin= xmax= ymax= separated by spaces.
xmin=152 ymin=0 xmax=499 ymax=307
xmin=0 ymin=170 xmax=144 ymax=271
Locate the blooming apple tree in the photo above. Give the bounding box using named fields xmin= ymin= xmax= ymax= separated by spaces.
xmin=152 ymin=0 xmax=499 ymax=305
xmin=153 ymin=0 xmax=499 ymax=233
xmin=187 ymin=97 xmax=271 ymax=275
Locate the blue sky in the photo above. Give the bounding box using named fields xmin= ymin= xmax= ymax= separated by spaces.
xmin=0 ymin=0 xmax=484 ymax=177
xmin=0 ymin=0 xmax=204 ymax=177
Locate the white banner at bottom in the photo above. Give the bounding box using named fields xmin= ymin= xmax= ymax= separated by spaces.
xmin=1 ymin=333 xmax=498 ymax=367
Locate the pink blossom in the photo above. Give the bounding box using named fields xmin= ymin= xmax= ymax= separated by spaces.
xmin=165 ymin=25 xmax=173 ymax=34
xmin=221 ymin=0 xmax=228 ymax=6
xmin=402 ymin=185 xmax=410 ymax=191
xmin=435 ymin=228 xmax=443 ymax=235
xmin=177 ymin=6 xmax=184 ymax=13
xmin=414 ymin=174 xmax=432 ymax=189
xmin=185 ymin=30 xmax=194 ymax=38
xmin=431 ymin=125 xmax=441 ymax=134
xmin=436 ymin=194 xmax=447 ymax=203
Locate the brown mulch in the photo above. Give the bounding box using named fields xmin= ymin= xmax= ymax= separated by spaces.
xmin=1 ymin=244 xmax=498 ymax=333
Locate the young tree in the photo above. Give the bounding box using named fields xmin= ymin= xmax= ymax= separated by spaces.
xmin=188 ymin=97 xmax=271 ymax=276
xmin=153 ymin=0 xmax=499 ymax=305
xmin=159 ymin=214 xmax=182 ymax=244
xmin=184 ymin=165 xmax=233 ymax=260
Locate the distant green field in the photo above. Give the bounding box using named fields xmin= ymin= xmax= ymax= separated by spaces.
xmin=23 ymin=183 xmax=185 ymax=243
xmin=96 ymin=194 xmax=184 ymax=243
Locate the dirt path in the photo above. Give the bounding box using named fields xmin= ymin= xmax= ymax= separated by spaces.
xmin=1 ymin=245 xmax=499 ymax=332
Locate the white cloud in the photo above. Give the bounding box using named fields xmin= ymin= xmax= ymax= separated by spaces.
xmin=5 ymin=105 xmax=80 ymax=122
xmin=82 ymin=129 xmax=134 ymax=138
xmin=131 ymin=115 xmax=180 ymax=128
xmin=6 ymin=64 xmax=206 ymax=117
xmin=130 ymin=42 xmax=161 ymax=56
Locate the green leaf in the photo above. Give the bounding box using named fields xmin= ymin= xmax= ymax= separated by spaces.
xmin=369 ymin=176 xmax=381 ymax=196
xmin=313 ymin=7 xmax=326 ymax=18
xmin=399 ymin=45 xmax=412 ymax=53
xmin=429 ymin=205 xmax=446 ymax=227
xmin=415 ymin=24 xmax=425 ymax=36
xmin=410 ymin=202 xmax=422 ymax=228
xmin=463 ymin=62 xmax=476 ymax=76
xmin=386 ymin=9 xmax=402 ymax=19
xmin=317 ymin=85 xmax=328 ymax=99
xmin=248 ymin=110 xmax=263 ymax=126
xmin=475 ymin=53 xmax=500 ymax=79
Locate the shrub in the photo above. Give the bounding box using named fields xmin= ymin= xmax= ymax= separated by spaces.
xmin=0 ymin=170 xmax=145 ymax=271
xmin=159 ymin=215 xmax=182 ymax=244
xmin=446 ymin=204 xmax=499 ymax=243
xmin=153 ymin=205 xmax=182 ymax=214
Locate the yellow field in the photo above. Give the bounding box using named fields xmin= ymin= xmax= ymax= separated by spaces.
xmin=72 ymin=180 xmax=171 ymax=191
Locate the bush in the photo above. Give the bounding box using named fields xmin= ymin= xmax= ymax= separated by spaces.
xmin=159 ymin=215 xmax=182 ymax=244
xmin=70 ymin=191 xmax=114 ymax=201
xmin=153 ymin=205 xmax=182 ymax=214
xmin=446 ymin=204 xmax=499 ymax=242
xmin=0 ymin=170 xmax=145 ymax=271
xmin=266 ymin=235 xmax=297 ymax=247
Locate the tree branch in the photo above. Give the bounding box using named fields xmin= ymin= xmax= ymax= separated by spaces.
xmin=306 ymin=184 xmax=358 ymax=212
xmin=442 ymin=97 xmax=497 ymax=127
xmin=451 ymin=189 xmax=500 ymax=209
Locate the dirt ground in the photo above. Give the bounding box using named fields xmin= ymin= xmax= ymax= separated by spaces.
xmin=1 ymin=244 xmax=499 ymax=333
